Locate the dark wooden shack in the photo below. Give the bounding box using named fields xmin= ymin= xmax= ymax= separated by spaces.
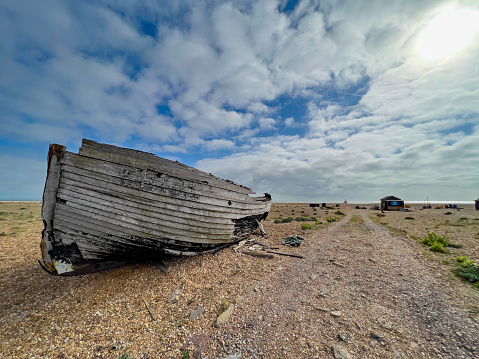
xmin=380 ymin=196 xmax=405 ymax=211
xmin=476 ymin=198 xmax=479 ymax=210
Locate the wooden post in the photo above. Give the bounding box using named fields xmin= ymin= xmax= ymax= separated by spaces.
xmin=40 ymin=144 xmax=66 ymax=273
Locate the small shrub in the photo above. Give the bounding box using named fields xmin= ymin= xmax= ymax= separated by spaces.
xmin=335 ymin=211 xmax=344 ymax=216
xmin=457 ymin=256 xmax=474 ymax=267
xmin=453 ymin=256 xmax=479 ymax=285
xmin=405 ymin=217 xmax=414 ymax=220
xmin=421 ymin=232 xmax=449 ymax=247
xmin=430 ymin=242 xmax=445 ymax=253
xmin=181 ymin=350 xmax=190 ymax=359
xmin=326 ymin=217 xmax=336 ymax=222
xmin=315 ymin=221 xmax=323 ymax=225
xmin=301 ymin=223 xmax=312 ymax=230
xmin=118 ymin=354 xmax=133 ymax=359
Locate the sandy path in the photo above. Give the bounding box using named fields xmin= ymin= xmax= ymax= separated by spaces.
xmin=211 ymin=212 xmax=479 ymax=358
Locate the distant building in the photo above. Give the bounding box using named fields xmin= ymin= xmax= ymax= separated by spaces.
xmin=476 ymin=198 xmax=479 ymax=210
xmin=380 ymin=196 xmax=405 ymax=211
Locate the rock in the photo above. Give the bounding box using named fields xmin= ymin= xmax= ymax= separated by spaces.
xmin=338 ymin=332 xmax=353 ymax=344
xmin=310 ymin=274 xmax=317 ymax=280
xmin=330 ymin=311 xmax=342 ymax=318
xmin=189 ymin=307 xmax=204 ymax=321
xmin=371 ymin=332 xmax=385 ymax=340
xmin=332 ymin=344 xmax=353 ymax=359
xmin=297 ymin=235 xmax=305 ymax=241
xmin=223 ymin=354 xmax=241 ymax=359
xmin=317 ymin=290 xmax=329 ymax=298
xmin=377 ymin=317 xmax=393 ymax=330
xmin=216 ymin=304 xmax=234 ymax=327
xmin=170 ymin=289 xmax=180 ymax=303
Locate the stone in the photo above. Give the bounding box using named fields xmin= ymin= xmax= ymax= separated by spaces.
xmin=338 ymin=331 xmax=353 ymax=344
xmin=332 ymin=344 xmax=353 ymax=359
xmin=377 ymin=317 xmax=393 ymax=330
xmin=330 ymin=311 xmax=342 ymax=318
xmin=371 ymin=332 xmax=385 ymax=340
xmin=216 ymin=304 xmax=235 ymax=327
xmin=310 ymin=274 xmax=317 ymax=280
xmin=170 ymin=289 xmax=180 ymax=303
xmin=189 ymin=307 xmax=205 ymax=321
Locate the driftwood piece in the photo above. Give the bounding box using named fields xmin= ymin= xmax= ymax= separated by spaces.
xmin=241 ymin=251 xmax=275 ymax=259
xmin=255 ymin=220 xmax=267 ymax=236
xmin=143 ymin=297 xmax=157 ymax=320
xmin=266 ymin=250 xmax=304 ymax=259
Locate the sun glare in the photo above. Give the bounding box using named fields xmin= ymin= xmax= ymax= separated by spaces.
xmin=417 ymin=7 xmax=479 ymax=60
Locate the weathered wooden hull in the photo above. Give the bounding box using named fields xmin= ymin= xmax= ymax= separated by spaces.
xmin=41 ymin=139 xmax=271 ymax=275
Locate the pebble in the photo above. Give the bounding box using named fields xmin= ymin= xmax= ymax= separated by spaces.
xmin=377 ymin=317 xmax=393 ymax=330
xmin=189 ymin=307 xmax=205 ymax=321
xmin=338 ymin=331 xmax=353 ymax=344
xmin=332 ymin=344 xmax=353 ymax=359
xmin=330 ymin=311 xmax=342 ymax=318
xmin=216 ymin=304 xmax=235 ymax=327
xmin=371 ymin=332 xmax=385 ymax=340
xmin=170 ymin=289 xmax=180 ymax=303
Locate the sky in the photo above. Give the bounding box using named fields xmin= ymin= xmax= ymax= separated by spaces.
xmin=1 ymin=0 xmax=478 ymax=202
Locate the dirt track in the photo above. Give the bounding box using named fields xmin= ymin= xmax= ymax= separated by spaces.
xmin=210 ymin=212 xmax=479 ymax=358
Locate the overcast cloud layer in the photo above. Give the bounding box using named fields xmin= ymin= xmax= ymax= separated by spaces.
xmin=1 ymin=0 xmax=478 ymax=202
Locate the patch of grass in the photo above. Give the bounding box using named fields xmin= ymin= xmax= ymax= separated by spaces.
xmin=301 ymin=223 xmax=312 ymax=230
xmin=315 ymin=221 xmax=323 ymax=225
xmin=410 ymin=235 xmax=418 ymax=240
xmin=335 ymin=211 xmax=345 ymax=216
xmin=453 ymin=256 xmax=479 ymax=285
xmin=181 ymin=351 xmax=190 ymax=359
xmin=117 ymin=354 xmax=133 ymax=359
xmin=274 ymin=217 xmax=294 ymax=223
xmin=349 ymin=215 xmax=364 ymax=224
xmin=326 ymin=217 xmax=336 ymax=223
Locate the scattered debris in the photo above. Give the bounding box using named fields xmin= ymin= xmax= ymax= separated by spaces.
xmin=241 ymin=251 xmax=275 ymax=259
xmin=266 ymin=250 xmax=304 ymax=259
xmin=143 ymin=296 xmax=157 ymax=321
xmin=283 ymin=236 xmax=302 ymax=246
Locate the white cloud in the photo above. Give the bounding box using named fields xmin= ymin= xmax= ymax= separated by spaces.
xmin=204 ymin=139 xmax=235 ymax=151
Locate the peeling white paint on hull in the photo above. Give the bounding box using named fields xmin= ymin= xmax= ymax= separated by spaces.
xmin=40 ymin=139 xmax=271 ymax=275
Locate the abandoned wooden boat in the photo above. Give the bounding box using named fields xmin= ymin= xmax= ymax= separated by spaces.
xmin=41 ymin=139 xmax=271 ymax=275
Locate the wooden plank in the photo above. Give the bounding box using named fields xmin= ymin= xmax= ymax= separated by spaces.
xmin=79 ymin=139 xmax=254 ymax=195
xmin=54 ymin=203 xmax=234 ymax=241
xmin=57 ymin=186 xmax=234 ymax=225
xmin=57 ymin=188 xmax=235 ymax=230
xmin=55 ymin=199 xmax=235 ymax=235
xmin=58 ymin=174 xmax=269 ymax=215
xmin=61 ymin=153 xmax=251 ymax=203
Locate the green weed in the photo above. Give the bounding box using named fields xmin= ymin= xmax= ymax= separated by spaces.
xmin=453 ymin=256 xmax=479 ymax=285
xmin=301 ymin=223 xmax=312 ymax=230
xmin=326 ymin=217 xmax=336 ymax=223
xmin=430 ymin=242 xmax=445 ymax=253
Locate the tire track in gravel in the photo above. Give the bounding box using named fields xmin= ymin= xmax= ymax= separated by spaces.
xmin=211 ymin=212 xmax=479 ymax=359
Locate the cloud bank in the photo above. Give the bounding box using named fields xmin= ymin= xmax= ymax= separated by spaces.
xmin=0 ymin=0 xmax=478 ymax=201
